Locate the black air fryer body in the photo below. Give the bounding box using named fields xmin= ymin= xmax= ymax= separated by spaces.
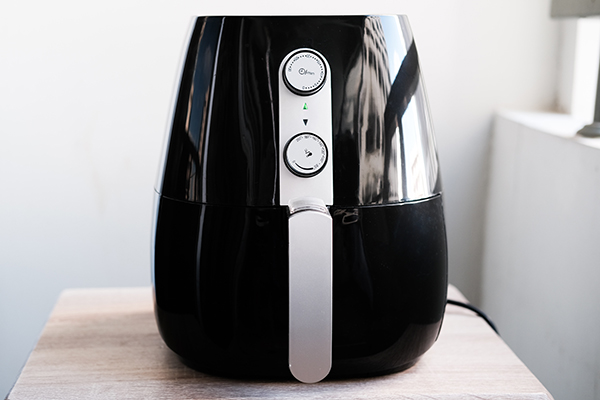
xmin=153 ymin=16 xmax=447 ymax=382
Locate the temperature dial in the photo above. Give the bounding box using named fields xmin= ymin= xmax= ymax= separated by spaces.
xmin=284 ymin=133 xmax=328 ymax=177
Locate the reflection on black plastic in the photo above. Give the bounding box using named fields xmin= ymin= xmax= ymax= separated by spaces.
xmin=160 ymin=16 xmax=439 ymax=207
xmin=154 ymin=195 xmax=447 ymax=378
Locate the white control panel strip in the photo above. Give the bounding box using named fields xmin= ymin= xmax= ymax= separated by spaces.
xmin=278 ymin=48 xmax=333 ymax=206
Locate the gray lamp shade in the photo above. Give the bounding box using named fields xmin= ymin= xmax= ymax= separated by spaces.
xmin=551 ymin=0 xmax=600 ymax=18
xmin=552 ymin=0 xmax=600 ymax=136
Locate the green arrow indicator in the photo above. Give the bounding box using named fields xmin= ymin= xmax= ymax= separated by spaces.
xmin=303 ymin=103 xmax=308 ymax=110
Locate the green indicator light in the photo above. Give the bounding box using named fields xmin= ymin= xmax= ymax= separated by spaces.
xmin=303 ymin=103 xmax=308 ymax=110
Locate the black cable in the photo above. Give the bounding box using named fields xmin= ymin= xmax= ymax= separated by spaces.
xmin=447 ymin=299 xmax=499 ymax=335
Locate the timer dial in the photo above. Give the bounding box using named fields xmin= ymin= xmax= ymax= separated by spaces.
xmin=283 ymin=50 xmax=327 ymax=96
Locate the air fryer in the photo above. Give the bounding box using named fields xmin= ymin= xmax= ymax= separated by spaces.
xmin=152 ymin=15 xmax=447 ymax=383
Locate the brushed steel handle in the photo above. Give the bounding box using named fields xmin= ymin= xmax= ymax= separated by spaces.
xmin=288 ymin=197 xmax=332 ymax=383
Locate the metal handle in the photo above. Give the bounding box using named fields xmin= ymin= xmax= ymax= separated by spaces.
xmin=288 ymin=197 xmax=332 ymax=383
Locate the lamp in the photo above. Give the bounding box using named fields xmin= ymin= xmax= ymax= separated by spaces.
xmin=552 ymin=0 xmax=600 ymax=137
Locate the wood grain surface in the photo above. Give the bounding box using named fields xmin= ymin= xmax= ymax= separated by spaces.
xmin=7 ymin=286 xmax=553 ymax=400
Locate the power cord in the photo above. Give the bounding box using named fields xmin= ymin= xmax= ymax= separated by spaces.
xmin=446 ymin=299 xmax=499 ymax=335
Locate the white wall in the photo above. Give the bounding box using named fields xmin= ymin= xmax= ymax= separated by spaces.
xmin=416 ymin=2 xmax=559 ymax=304
xmin=482 ymin=111 xmax=600 ymax=399
xmin=0 ymin=1 xmax=559 ymax=397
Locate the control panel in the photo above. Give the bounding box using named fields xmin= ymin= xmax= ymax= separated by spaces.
xmin=278 ymin=48 xmax=333 ymax=205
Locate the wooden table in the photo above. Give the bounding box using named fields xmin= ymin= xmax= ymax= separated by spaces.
xmin=7 ymin=286 xmax=553 ymax=399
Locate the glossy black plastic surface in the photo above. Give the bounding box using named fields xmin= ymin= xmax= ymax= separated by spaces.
xmin=154 ymin=195 xmax=447 ymax=378
xmin=160 ymin=16 xmax=439 ymax=206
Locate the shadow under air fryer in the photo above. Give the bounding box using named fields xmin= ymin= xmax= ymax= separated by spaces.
xmin=152 ymin=15 xmax=447 ymax=383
